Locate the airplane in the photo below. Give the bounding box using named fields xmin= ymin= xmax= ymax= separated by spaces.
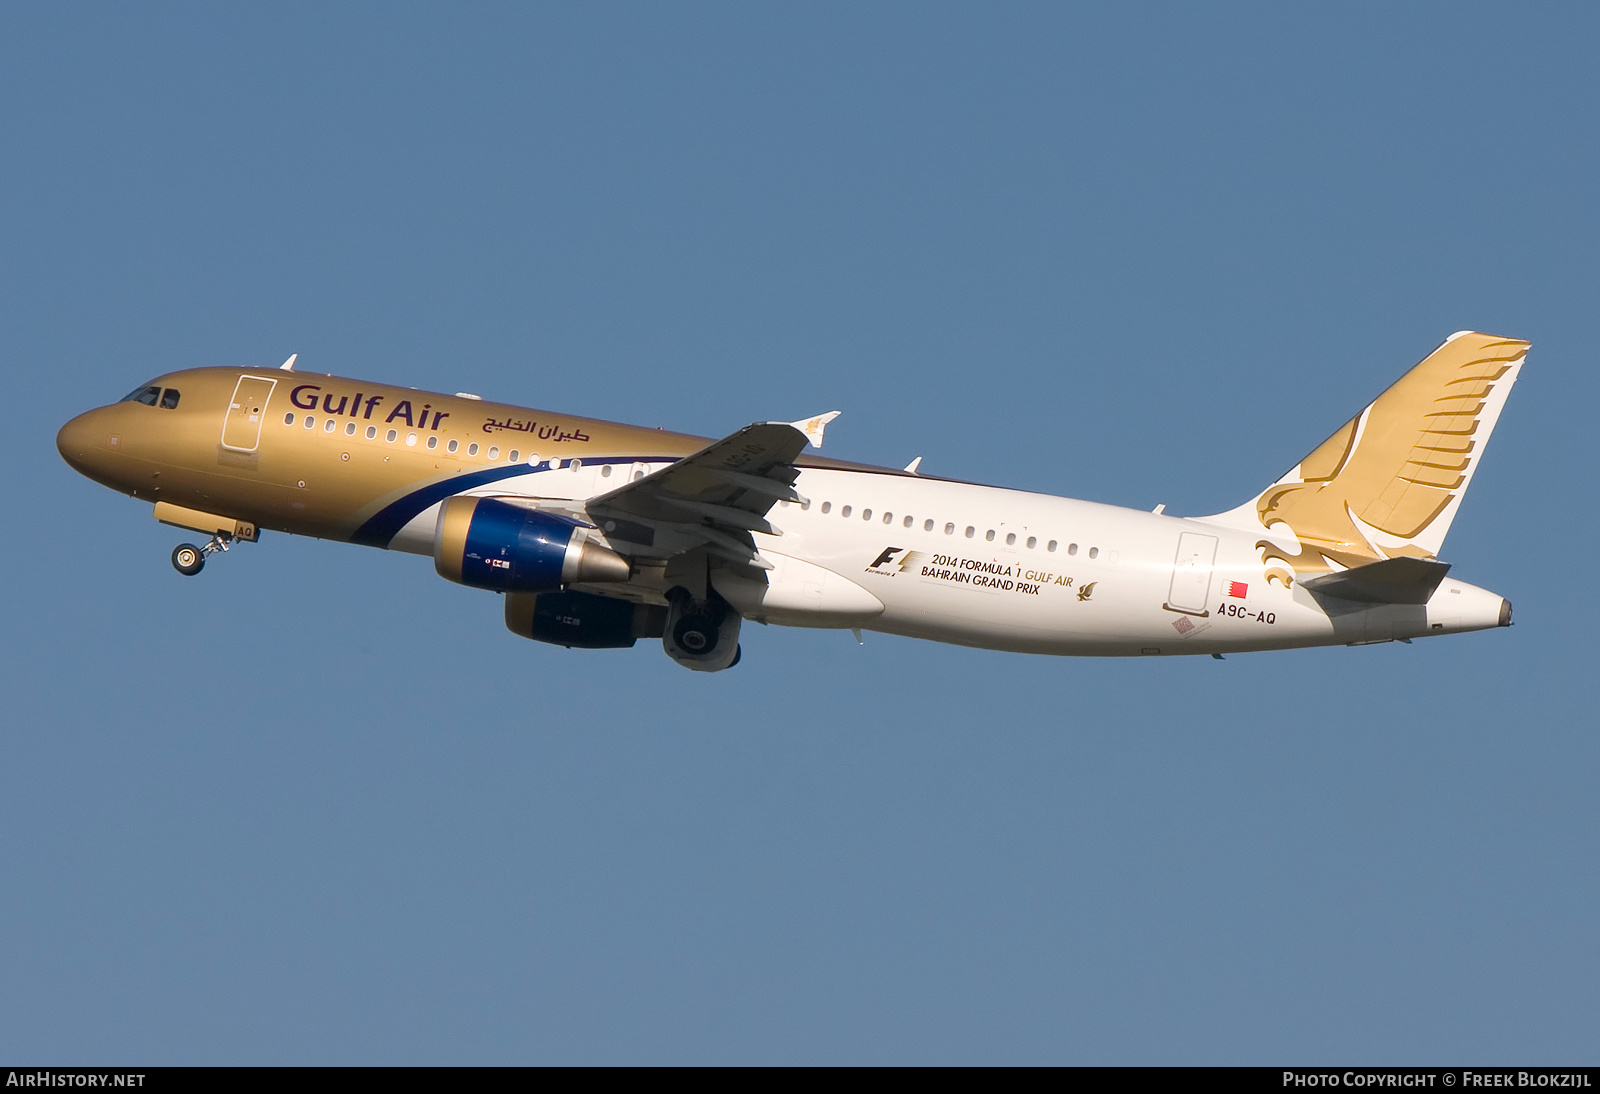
xmin=55 ymin=331 xmax=1523 ymax=672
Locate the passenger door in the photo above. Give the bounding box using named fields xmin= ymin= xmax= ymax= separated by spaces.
xmin=1165 ymin=532 xmax=1218 ymax=616
xmin=220 ymin=376 xmax=279 ymax=452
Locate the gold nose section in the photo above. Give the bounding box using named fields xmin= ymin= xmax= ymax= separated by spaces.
xmin=56 ymin=410 xmax=99 ymax=470
xmin=56 ymin=407 xmax=120 ymax=483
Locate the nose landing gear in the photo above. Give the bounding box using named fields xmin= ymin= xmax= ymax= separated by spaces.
xmin=170 ymin=533 xmax=233 ymax=576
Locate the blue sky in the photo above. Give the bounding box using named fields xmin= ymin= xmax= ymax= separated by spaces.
xmin=2 ymin=3 xmax=1596 ymax=1063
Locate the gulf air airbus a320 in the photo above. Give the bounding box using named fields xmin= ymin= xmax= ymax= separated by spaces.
xmin=56 ymin=332 xmax=1523 ymax=671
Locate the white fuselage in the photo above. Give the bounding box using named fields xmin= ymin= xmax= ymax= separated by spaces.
xmin=56 ymin=346 xmax=1520 ymax=664
xmin=382 ymin=461 xmax=1508 ymax=657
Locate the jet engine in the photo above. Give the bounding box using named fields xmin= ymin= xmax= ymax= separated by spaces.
xmin=662 ymin=587 xmax=742 ymax=672
xmin=505 ymin=589 xmax=667 ymax=649
xmin=434 ymin=496 xmax=630 ymax=593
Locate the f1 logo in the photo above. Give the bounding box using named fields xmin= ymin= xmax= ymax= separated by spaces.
xmin=869 ymin=547 xmax=904 ymax=569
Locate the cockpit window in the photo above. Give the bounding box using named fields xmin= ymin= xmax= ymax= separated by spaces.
xmin=120 ymin=384 xmax=162 ymax=406
xmin=160 ymin=388 xmax=180 ymax=409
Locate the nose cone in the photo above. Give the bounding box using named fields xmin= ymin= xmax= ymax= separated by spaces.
xmin=57 ymin=410 xmax=97 ymax=469
xmin=56 ymin=407 xmax=117 ymax=481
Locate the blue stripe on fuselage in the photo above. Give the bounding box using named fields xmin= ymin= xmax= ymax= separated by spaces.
xmin=349 ymin=457 xmax=659 ymax=547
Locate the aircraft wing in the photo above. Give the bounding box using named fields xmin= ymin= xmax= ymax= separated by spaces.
xmin=585 ymin=413 xmax=838 ymax=569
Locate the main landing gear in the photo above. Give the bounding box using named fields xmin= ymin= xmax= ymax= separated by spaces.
xmin=171 ymin=534 xmax=233 ymax=576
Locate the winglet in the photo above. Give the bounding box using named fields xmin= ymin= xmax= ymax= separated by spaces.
xmin=904 ymin=456 xmax=922 ymax=474
xmin=279 ymin=354 xmax=298 ymax=371
xmin=789 ymin=411 xmax=841 ymax=448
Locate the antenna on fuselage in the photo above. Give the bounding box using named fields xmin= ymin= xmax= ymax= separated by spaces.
xmin=279 ymin=354 xmax=298 ymax=371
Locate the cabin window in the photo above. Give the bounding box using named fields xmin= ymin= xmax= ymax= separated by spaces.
xmin=885 ymin=513 xmax=895 ymax=525
xmin=861 ymin=509 xmax=872 ymax=521
xmin=283 ymin=412 xmax=295 ymax=426
xmin=1026 ymin=536 xmax=1037 ymax=549
xmin=366 ymin=426 xmax=377 ymax=440
xmin=601 ymin=464 xmax=611 ymax=477
xmin=447 ymin=439 xmax=458 ymax=453
xmin=1051 ymin=541 xmax=1061 ymax=553
xmin=304 ymin=416 xmax=315 ymax=429
xmin=944 ymin=522 xmax=954 ymax=534
xmin=1006 ymin=533 xmax=1016 ymax=546
xmin=427 ymin=436 xmax=438 ymax=449
xmin=800 ymin=499 xmax=810 ymax=510
xmin=509 ymin=450 xmax=519 ymax=462
xmin=1067 ymin=542 xmax=1078 ymax=555
xmin=985 ymin=529 xmax=995 ymax=542
xmin=325 ymin=419 xmax=336 ymax=433
xmin=386 ymin=429 xmax=397 ymax=442
xmin=1088 ymin=547 xmax=1099 ymax=559
xmin=924 ymin=519 xmax=934 ymax=531
xmin=965 ymin=526 xmax=975 ymax=538
xmin=571 ymin=459 xmax=582 ymax=470
xmin=160 ymin=389 xmax=180 ymax=409
xmin=487 ymin=446 xmax=499 ymax=460
xmin=821 ymin=502 xmax=831 ymax=514
xmin=903 ymin=515 xmax=913 ymax=528
xmin=841 ymin=505 xmax=852 ymax=518
xmin=527 ymin=452 xmax=540 ymax=465
xmin=345 ymin=422 xmax=356 ymax=436
xmin=468 ymin=443 xmax=479 ymax=456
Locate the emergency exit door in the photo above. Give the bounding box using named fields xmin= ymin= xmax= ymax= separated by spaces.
xmin=220 ymin=376 xmax=279 ymax=452
xmin=1165 ymin=532 xmax=1218 ymax=616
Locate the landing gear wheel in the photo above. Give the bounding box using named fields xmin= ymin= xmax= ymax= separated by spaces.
xmin=172 ymin=544 xmax=204 ymax=576
xmin=671 ymin=613 xmax=718 ymax=654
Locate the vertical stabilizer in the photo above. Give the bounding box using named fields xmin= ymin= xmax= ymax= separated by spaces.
xmin=1201 ymin=332 xmax=1528 ymax=586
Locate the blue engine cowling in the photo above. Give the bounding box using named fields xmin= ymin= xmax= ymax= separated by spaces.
xmin=505 ymin=590 xmax=667 ymax=649
xmin=434 ymin=496 xmax=630 ymax=593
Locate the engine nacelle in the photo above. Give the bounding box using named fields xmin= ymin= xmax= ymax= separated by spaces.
xmin=434 ymin=496 xmax=630 ymax=593
xmin=505 ymin=590 xmax=667 ymax=649
xmin=662 ymin=588 xmax=742 ymax=672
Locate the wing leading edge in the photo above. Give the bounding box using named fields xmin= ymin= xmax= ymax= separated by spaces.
xmin=586 ymin=413 xmax=838 ymax=570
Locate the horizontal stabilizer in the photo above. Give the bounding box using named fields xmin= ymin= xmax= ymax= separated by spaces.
xmin=1302 ymin=557 xmax=1451 ymax=604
